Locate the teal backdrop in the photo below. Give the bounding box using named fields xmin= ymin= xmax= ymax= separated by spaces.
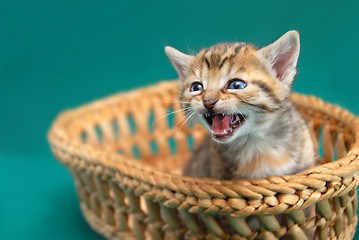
xmin=1 ymin=0 xmax=359 ymax=239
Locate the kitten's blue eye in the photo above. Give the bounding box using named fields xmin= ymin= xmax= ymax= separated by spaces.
xmin=190 ymin=82 xmax=203 ymax=92
xmin=227 ymin=79 xmax=247 ymax=89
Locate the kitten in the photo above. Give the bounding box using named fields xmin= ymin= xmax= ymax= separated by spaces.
xmin=165 ymin=31 xmax=316 ymax=180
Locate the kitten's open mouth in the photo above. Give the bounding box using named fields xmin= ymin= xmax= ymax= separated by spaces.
xmin=203 ymin=113 xmax=246 ymax=139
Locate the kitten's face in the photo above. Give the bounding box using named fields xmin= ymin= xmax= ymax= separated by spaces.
xmin=166 ymin=31 xmax=300 ymax=143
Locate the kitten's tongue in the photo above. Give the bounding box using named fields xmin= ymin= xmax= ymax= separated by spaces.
xmin=212 ymin=114 xmax=233 ymax=136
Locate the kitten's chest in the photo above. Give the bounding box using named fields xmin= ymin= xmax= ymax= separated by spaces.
xmin=213 ymin=141 xmax=293 ymax=179
xmin=233 ymin=152 xmax=293 ymax=179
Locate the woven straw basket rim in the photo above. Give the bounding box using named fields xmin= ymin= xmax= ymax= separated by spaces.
xmin=49 ymin=80 xmax=359 ymax=217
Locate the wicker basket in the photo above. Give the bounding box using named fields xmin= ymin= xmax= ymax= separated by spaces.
xmin=48 ymin=81 xmax=359 ymax=240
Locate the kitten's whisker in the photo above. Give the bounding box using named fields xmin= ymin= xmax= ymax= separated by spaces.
xmin=240 ymin=113 xmax=247 ymax=121
xmin=238 ymin=104 xmax=251 ymax=113
xmin=162 ymin=95 xmax=190 ymax=104
xmin=152 ymin=107 xmax=192 ymax=126
xmin=173 ymin=110 xmax=193 ymax=129
xmin=176 ymin=111 xmax=195 ymax=135
xmin=242 ymin=134 xmax=248 ymax=144
xmin=162 ymin=99 xmax=191 ymax=104
xmin=173 ymin=114 xmax=187 ymax=130
xmin=184 ymin=39 xmax=195 ymax=56
xmin=238 ymin=106 xmax=252 ymax=122
xmin=173 ymin=89 xmax=185 ymax=95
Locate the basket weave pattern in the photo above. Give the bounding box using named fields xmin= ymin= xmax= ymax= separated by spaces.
xmin=49 ymin=81 xmax=359 ymax=240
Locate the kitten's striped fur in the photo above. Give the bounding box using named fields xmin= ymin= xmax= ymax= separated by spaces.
xmin=165 ymin=31 xmax=316 ymax=179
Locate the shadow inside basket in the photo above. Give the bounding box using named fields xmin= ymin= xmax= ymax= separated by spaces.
xmin=49 ymin=82 xmax=359 ymax=240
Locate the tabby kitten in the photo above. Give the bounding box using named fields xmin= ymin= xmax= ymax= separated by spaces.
xmin=165 ymin=31 xmax=316 ymax=179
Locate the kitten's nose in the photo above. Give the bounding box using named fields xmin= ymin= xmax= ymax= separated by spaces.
xmin=203 ymin=98 xmax=218 ymax=111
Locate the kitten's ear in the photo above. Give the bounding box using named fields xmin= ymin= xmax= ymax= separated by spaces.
xmin=257 ymin=30 xmax=300 ymax=85
xmin=165 ymin=46 xmax=194 ymax=79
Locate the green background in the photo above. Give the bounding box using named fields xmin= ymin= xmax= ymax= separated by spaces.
xmin=1 ymin=0 xmax=359 ymax=239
